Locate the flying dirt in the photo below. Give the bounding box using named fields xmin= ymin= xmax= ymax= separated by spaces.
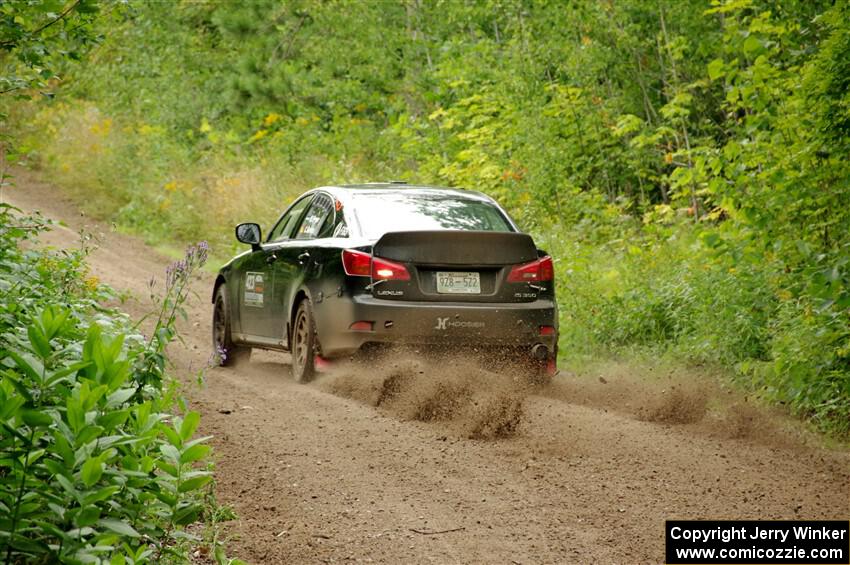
xmin=8 ymin=171 xmax=849 ymax=564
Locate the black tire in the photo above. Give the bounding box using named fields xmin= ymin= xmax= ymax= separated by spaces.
xmin=291 ymin=299 xmax=318 ymax=383
xmin=212 ymin=285 xmax=251 ymax=367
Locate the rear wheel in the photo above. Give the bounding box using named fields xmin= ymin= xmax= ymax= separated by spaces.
xmin=291 ymin=299 xmax=318 ymax=382
xmin=212 ymin=285 xmax=251 ymax=367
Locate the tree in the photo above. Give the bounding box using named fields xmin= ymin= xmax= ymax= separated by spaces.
xmin=0 ymin=0 xmax=104 ymax=96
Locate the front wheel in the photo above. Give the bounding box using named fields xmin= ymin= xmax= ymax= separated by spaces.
xmin=212 ymin=285 xmax=251 ymax=367
xmin=291 ymin=299 xmax=318 ymax=382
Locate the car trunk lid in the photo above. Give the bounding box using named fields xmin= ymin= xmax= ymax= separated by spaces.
xmin=370 ymin=231 xmax=545 ymax=303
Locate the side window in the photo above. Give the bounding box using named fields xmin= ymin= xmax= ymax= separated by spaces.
xmin=295 ymin=193 xmax=334 ymax=240
xmin=318 ymin=209 xmax=348 ymax=239
xmin=331 ymin=220 xmax=349 ymax=238
xmin=268 ymin=196 xmax=313 ymax=242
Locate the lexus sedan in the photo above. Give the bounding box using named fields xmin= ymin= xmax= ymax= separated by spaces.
xmin=211 ymin=182 xmax=558 ymax=382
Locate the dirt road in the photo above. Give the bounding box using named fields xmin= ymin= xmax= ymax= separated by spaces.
xmin=6 ymin=171 xmax=849 ymax=564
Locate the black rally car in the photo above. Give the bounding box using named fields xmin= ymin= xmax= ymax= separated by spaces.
xmin=211 ymin=183 xmax=558 ymax=381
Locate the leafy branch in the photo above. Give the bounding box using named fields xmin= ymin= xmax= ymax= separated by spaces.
xmin=0 ymin=0 xmax=83 ymax=51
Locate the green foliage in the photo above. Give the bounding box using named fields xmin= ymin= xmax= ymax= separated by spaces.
xmin=804 ymin=1 xmax=850 ymax=150
xmin=0 ymin=204 xmax=221 ymax=562
xmin=0 ymin=0 xmax=105 ymax=96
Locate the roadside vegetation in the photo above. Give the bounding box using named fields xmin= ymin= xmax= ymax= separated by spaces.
xmin=3 ymin=0 xmax=850 ymax=436
xmin=0 ymin=5 xmax=241 ymax=561
xmin=0 ymin=203 xmax=241 ymax=562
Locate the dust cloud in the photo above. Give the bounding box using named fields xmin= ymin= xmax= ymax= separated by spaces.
xmin=318 ymin=354 xmax=534 ymax=439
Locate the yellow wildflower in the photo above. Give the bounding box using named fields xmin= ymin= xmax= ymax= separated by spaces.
xmin=263 ymin=112 xmax=282 ymax=126
xmin=138 ymin=124 xmax=163 ymax=136
xmin=90 ymin=118 xmax=112 ymax=136
xmin=249 ymin=129 xmax=269 ymax=142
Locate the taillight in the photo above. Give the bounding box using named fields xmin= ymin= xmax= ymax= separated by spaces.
xmin=342 ymin=250 xmax=411 ymax=281
xmin=342 ymin=249 xmax=371 ymax=276
xmin=539 ymin=256 xmax=554 ymax=281
xmin=507 ymin=256 xmax=554 ymax=283
xmin=372 ymin=256 xmax=410 ymax=281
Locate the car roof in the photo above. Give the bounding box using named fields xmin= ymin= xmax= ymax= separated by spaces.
xmin=275 ymin=182 xmax=519 ymax=239
xmin=315 ymin=183 xmax=496 ymax=203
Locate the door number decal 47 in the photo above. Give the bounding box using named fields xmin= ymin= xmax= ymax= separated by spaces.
xmin=244 ymin=272 xmax=265 ymax=307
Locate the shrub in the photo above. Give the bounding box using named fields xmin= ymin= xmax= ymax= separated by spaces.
xmin=0 ymin=204 xmax=222 ymax=562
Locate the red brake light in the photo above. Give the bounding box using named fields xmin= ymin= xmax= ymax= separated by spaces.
xmin=343 ymin=250 xmax=411 ymax=281
xmin=371 ymin=256 xmax=410 ymax=281
xmin=539 ymin=256 xmax=554 ymax=281
xmin=342 ymin=249 xmax=371 ymax=276
xmin=507 ymin=256 xmax=554 ymax=283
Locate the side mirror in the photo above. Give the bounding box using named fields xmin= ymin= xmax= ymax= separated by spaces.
xmin=235 ymin=223 xmax=262 ymax=250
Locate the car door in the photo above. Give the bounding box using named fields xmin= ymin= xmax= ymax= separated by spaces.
xmin=238 ymin=195 xmax=313 ymax=343
xmin=270 ymin=192 xmax=338 ymax=347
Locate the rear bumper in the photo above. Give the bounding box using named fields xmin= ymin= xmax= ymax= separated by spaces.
xmin=315 ymin=294 xmax=558 ymax=357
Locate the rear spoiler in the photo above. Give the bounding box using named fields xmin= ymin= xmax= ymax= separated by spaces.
xmin=373 ymin=230 xmax=538 ymax=266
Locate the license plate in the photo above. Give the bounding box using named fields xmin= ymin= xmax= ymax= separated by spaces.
xmin=436 ymin=271 xmax=480 ymax=294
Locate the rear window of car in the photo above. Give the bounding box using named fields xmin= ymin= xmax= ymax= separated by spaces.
xmin=351 ymin=192 xmax=514 ymax=239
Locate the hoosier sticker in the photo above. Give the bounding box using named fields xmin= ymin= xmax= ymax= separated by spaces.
xmin=244 ymin=272 xmax=265 ymax=307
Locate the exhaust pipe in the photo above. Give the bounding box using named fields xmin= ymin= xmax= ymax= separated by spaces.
xmin=531 ymin=343 xmax=549 ymax=361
